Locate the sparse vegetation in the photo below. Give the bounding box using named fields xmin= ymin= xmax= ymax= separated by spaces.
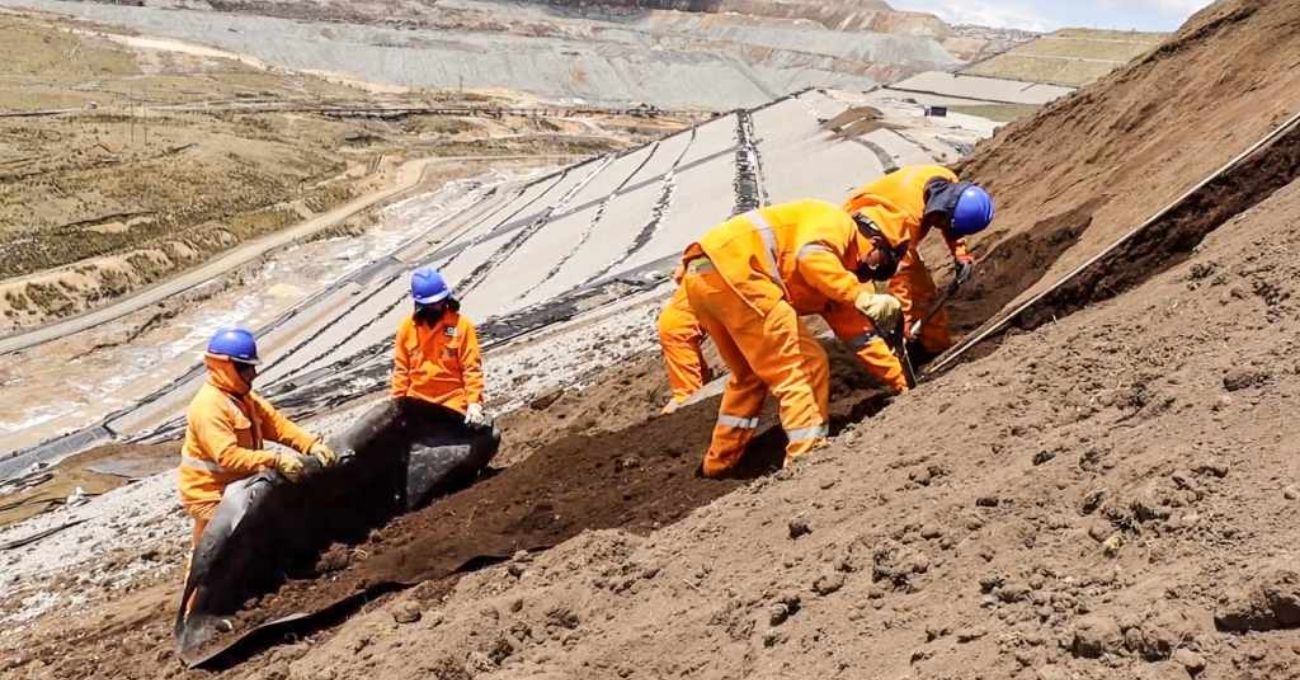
xmin=964 ymin=28 xmax=1167 ymax=87
xmin=948 ymin=103 xmax=1041 ymax=123
xmin=0 ymin=12 xmax=692 ymax=332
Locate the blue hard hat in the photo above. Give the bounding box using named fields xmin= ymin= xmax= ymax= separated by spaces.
xmin=411 ymin=267 xmax=452 ymax=305
xmin=206 ymin=328 xmax=260 ymax=365
xmin=949 ymin=184 xmax=995 ymax=237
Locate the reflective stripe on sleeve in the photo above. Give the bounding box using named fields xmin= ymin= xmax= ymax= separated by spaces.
xmin=180 ymin=455 xmax=224 ymax=474
xmin=717 ymin=414 xmax=761 ymax=430
xmin=846 ymin=331 xmax=878 ymax=351
xmin=785 ymin=424 xmax=829 ymax=442
xmin=745 ymin=210 xmax=783 ymax=285
xmin=796 ymin=243 xmax=834 ymax=260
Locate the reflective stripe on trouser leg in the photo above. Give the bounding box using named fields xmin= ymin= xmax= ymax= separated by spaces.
xmin=685 ymin=270 xmax=771 ymax=477
xmin=783 ymin=321 xmax=830 ymax=461
xmin=706 ymin=280 xmax=828 ymax=461
xmin=708 ymin=367 xmax=766 ymax=476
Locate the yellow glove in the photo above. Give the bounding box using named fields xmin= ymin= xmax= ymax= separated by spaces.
xmin=274 ymin=452 xmax=308 ymax=483
xmin=309 ymin=440 xmax=338 ymax=467
xmin=854 ymin=291 xmax=902 ymax=334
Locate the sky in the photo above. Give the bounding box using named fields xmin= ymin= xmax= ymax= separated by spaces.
xmin=890 ymin=0 xmax=1215 ymax=32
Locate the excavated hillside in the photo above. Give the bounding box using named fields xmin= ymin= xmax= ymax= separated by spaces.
xmin=527 ymin=0 xmax=940 ymax=34
xmin=0 ymin=10 xmax=683 ymax=332
xmin=3 ymin=1 xmax=1298 ymax=679
xmin=1 ymin=0 xmax=1015 ymax=108
xmin=945 ymin=0 xmax=1300 ymax=336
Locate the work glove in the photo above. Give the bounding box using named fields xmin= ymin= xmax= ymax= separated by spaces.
xmin=274 ymin=452 xmax=309 ymax=483
xmin=854 ymin=291 xmax=903 ymax=334
xmin=954 ymin=254 xmax=976 ymax=287
xmin=308 ymin=440 xmax=338 ymax=467
xmin=464 ymin=403 xmax=489 ymax=428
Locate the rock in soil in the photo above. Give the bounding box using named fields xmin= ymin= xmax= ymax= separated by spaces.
xmin=392 ymin=601 xmax=422 ymax=625
xmin=811 ymin=572 xmax=845 ymax=596
xmin=1072 ymin=615 xmax=1124 ymax=658
xmin=1222 ymin=368 xmax=1272 ymax=391
xmin=1172 ymin=648 xmax=1207 ymax=676
xmin=1215 ymin=569 xmax=1300 ymax=632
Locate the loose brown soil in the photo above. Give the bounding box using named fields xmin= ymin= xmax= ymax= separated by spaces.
xmin=198 ymin=343 xmax=890 ymax=659
xmin=929 ymin=0 xmax=1300 ymax=330
xmin=7 ymin=2 xmax=1300 ymax=679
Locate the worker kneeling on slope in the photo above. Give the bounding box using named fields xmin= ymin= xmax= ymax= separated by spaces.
xmin=657 ymin=265 xmax=713 ymax=415
xmin=179 ymin=328 xmax=337 ymax=551
xmin=680 ymin=199 xmax=911 ymax=478
xmin=845 ymin=165 xmax=995 ymax=361
xmin=392 ymin=267 xmax=492 ymax=431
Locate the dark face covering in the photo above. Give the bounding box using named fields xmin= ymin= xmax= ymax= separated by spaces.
xmin=856 ymin=237 xmax=907 ymax=282
xmin=853 ymin=214 xmax=910 ymax=282
xmin=415 ymin=301 xmax=448 ymax=325
xmin=234 ymin=361 xmax=258 ymax=387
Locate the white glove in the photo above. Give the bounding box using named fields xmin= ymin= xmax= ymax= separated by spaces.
xmin=464 ymin=403 xmax=488 ymax=428
xmin=854 ymin=292 xmax=903 ymax=334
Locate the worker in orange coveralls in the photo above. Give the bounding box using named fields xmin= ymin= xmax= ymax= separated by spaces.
xmin=391 ymin=267 xmax=489 ymax=428
xmin=680 ymin=198 xmax=912 ymax=478
xmin=179 ymin=328 xmax=337 ymax=550
xmin=657 ymin=267 xmax=713 ymax=415
xmin=844 ymin=165 xmax=995 ymax=361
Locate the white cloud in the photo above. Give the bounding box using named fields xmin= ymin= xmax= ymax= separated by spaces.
xmin=1150 ymin=0 xmax=1213 ymax=13
xmin=901 ymin=0 xmax=1057 ymax=32
xmin=1094 ymin=0 xmax=1214 ymax=19
xmin=896 ymin=0 xmax=1214 ymax=31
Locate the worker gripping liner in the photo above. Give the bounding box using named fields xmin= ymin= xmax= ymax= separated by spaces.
xmin=174 ymin=398 xmax=499 ymax=666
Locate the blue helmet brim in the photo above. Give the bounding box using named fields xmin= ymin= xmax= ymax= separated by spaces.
xmin=204 ymin=351 xmax=262 ymax=366
xmin=413 ymin=289 xmax=452 ymax=305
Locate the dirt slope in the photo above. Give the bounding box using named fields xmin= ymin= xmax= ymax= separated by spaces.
xmin=269 ymin=154 xmax=1300 ymax=680
xmin=5 ymin=1 xmax=1300 ymax=678
xmin=940 ymin=0 xmax=1300 ymax=334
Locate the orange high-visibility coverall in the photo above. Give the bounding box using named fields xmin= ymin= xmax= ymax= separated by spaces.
xmin=658 ymin=287 xmax=905 ymax=404
xmin=681 ymin=199 xmax=907 ymax=477
xmin=658 ymin=284 xmax=711 ymax=406
xmin=179 ymin=357 xmax=318 ymax=545
xmin=391 ymin=310 xmax=484 ymax=414
xmin=845 ymin=165 xmax=966 ymax=353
